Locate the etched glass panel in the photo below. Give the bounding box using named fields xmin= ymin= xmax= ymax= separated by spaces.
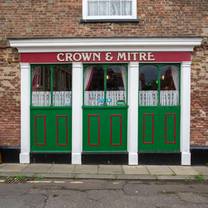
xmin=106 ymin=65 xmax=127 ymax=106
xmin=139 ymin=65 xmax=158 ymax=106
xmin=84 ymin=65 xmax=105 ymax=106
xmin=160 ymin=65 xmax=179 ymax=106
xmin=53 ymin=65 xmax=72 ymax=106
xmin=32 ymin=65 xmax=51 ymax=106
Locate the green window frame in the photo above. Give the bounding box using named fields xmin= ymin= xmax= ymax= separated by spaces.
xmin=139 ymin=63 xmax=181 ymax=107
xmin=83 ymin=64 xmax=128 ymax=107
xmin=31 ymin=64 xmax=72 ymax=108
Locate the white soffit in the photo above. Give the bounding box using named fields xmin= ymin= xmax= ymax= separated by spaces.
xmin=9 ymin=38 xmax=202 ymax=53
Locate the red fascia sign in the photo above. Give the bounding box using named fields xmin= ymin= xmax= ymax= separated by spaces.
xmin=20 ymin=51 xmax=191 ymax=63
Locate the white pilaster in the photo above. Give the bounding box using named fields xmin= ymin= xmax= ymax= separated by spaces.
xmin=72 ymin=62 xmax=83 ymax=164
xmin=19 ymin=63 xmax=30 ymax=163
xmin=128 ymin=62 xmax=139 ymax=165
xmin=180 ymin=62 xmax=192 ymax=165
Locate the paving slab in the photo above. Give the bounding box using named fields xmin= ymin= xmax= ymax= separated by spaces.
xmin=193 ymin=166 xmax=208 ymax=175
xmin=116 ymin=174 xmax=157 ymax=180
xmin=74 ymin=173 xmax=116 ymax=179
xmin=98 ymin=165 xmax=123 ymax=175
xmin=170 ymin=166 xmax=199 ymax=176
xmin=51 ymin=164 xmax=75 ymax=173
xmin=73 ymin=165 xmax=98 ymax=174
xmin=22 ymin=164 xmax=52 ymax=173
xmin=0 ymin=164 xmax=28 ymax=172
xmin=156 ymin=175 xmax=195 ymax=180
xmin=147 ymin=165 xmax=174 ymax=176
xmin=123 ymin=165 xmax=149 ymax=175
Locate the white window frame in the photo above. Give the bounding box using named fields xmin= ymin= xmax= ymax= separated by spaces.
xmin=82 ymin=0 xmax=137 ymax=20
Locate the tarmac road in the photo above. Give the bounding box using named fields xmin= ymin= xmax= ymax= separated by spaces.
xmin=0 ymin=180 xmax=207 ymax=208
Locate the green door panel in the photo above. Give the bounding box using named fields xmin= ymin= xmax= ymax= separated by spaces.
xmin=138 ymin=106 xmax=180 ymax=153
xmin=31 ymin=108 xmax=72 ymax=152
xmin=83 ymin=107 xmax=127 ymax=152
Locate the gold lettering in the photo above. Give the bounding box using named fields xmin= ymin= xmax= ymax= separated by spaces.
xmin=148 ymin=52 xmax=155 ymax=61
xmin=57 ymin=53 xmax=65 ymax=62
xmin=139 ymin=52 xmax=147 ymax=61
xmin=117 ymin=52 xmax=127 ymax=61
xmin=65 ymin=53 xmax=73 ymax=62
xmin=105 ymin=52 xmax=113 ymax=61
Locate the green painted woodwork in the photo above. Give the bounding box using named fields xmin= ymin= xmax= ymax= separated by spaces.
xmin=138 ymin=63 xmax=181 ymax=153
xmin=30 ymin=64 xmax=72 ymax=153
xmin=138 ymin=106 xmax=180 ymax=153
xmin=83 ymin=107 xmax=127 ymax=152
xmin=31 ymin=108 xmax=72 ymax=152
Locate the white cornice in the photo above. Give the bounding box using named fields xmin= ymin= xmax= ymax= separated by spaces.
xmin=9 ymin=38 xmax=202 ymax=53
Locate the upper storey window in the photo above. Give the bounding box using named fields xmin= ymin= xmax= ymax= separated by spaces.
xmin=83 ymin=0 xmax=137 ymax=20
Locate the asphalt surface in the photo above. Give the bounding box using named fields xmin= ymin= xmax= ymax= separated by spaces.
xmin=0 ymin=180 xmax=208 ymax=208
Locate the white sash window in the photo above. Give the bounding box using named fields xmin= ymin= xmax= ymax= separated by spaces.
xmin=83 ymin=0 xmax=137 ymax=20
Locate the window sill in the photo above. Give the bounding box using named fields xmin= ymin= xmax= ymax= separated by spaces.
xmin=80 ymin=18 xmax=139 ymax=24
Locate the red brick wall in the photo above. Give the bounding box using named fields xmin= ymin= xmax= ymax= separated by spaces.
xmin=191 ymin=43 xmax=208 ymax=146
xmin=0 ymin=47 xmax=20 ymax=147
xmin=0 ymin=0 xmax=207 ymax=147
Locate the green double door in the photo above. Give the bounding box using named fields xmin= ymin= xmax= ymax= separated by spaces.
xmin=30 ymin=64 xmax=72 ymax=152
xmin=138 ymin=64 xmax=180 ymax=153
xmin=83 ymin=64 xmax=128 ymax=152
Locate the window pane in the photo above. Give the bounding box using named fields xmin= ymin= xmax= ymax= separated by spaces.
xmin=160 ymin=65 xmax=179 ymax=106
xmin=84 ymin=65 xmax=104 ymax=106
xmin=110 ymin=0 xmax=120 ymax=15
xmin=106 ymin=65 xmax=127 ymax=106
xmin=139 ymin=65 xmax=158 ymax=106
xmin=32 ymin=65 xmax=51 ymax=106
xmin=88 ymin=0 xmax=99 ymax=16
xmin=121 ymin=0 xmax=132 ymax=15
xmin=53 ymin=65 xmax=72 ymax=106
xmin=88 ymin=0 xmax=132 ymax=16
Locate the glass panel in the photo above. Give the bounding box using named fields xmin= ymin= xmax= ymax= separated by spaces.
xmin=88 ymin=0 xmax=99 ymax=16
xmin=139 ymin=65 xmax=158 ymax=106
xmin=121 ymin=0 xmax=132 ymax=15
xmin=160 ymin=65 xmax=179 ymax=106
xmin=32 ymin=65 xmax=51 ymax=106
xmin=106 ymin=65 xmax=127 ymax=106
xmin=53 ymin=65 xmax=72 ymax=106
xmin=110 ymin=0 xmax=121 ymax=15
xmin=88 ymin=0 xmax=132 ymax=16
xmin=84 ymin=65 xmax=104 ymax=106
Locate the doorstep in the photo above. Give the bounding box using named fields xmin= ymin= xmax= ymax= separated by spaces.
xmin=0 ymin=164 xmax=208 ymax=181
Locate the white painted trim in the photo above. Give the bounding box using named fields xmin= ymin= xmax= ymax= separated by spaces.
xmin=180 ymin=62 xmax=192 ymax=165
xmin=128 ymin=62 xmax=139 ymax=165
xmin=9 ymin=38 xmax=202 ymax=53
xmin=71 ymin=62 xmax=83 ymax=164
xmin=82 ymin=0 xmax=87 ymax=20
xmin=19 ymin=63 xmax=30 ymax=163
xmin=82 ymin=0 xmax=137 ymax=20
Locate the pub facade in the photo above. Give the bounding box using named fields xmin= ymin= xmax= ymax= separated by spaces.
xmin=0 ymin=0 xmax=207 ymax=165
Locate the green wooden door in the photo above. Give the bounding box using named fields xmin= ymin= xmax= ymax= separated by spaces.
xmin=31 ymin=108 xmax=72 ymax=152
xmin=83 ymin=107 xmax=127 ymax=152
xmin=138 ymin=64 xmax=180 ymax=153
xmin=83 ymin=64 xmax=128 ymax=152
xmin=30 ymin=64 xmax=72 ymax=152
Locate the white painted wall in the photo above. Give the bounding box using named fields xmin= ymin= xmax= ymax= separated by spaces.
xmin=128 ymin=62 xmax=139 ymax=165
xmin=19 ymin=63 xmax=30 ymax=163
xmin=71 ymin=62 xmax=83 ymax=164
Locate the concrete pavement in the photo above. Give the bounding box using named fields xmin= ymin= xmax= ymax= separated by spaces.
xmin=0 ymin=164 xmax=208 ymax=180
